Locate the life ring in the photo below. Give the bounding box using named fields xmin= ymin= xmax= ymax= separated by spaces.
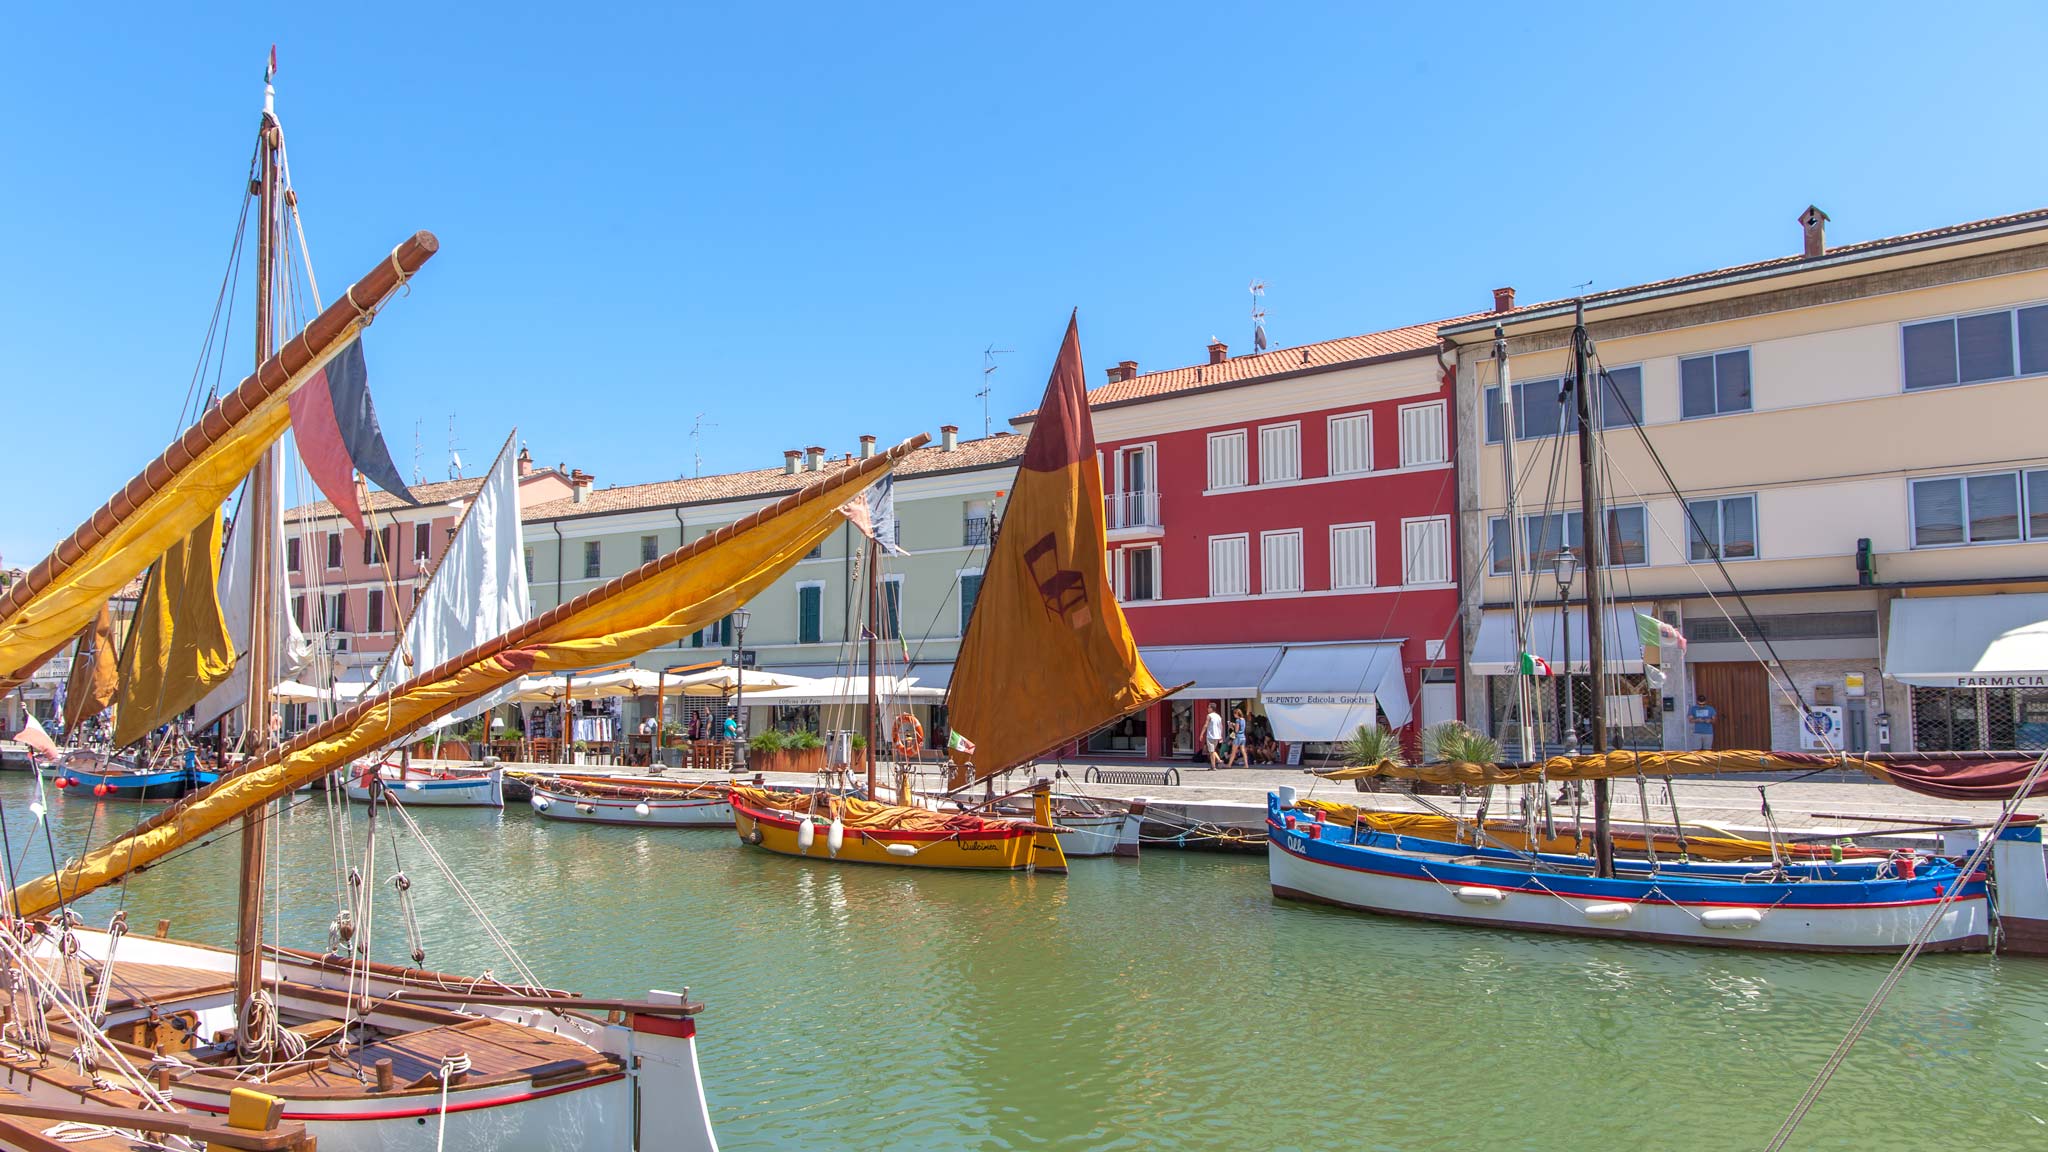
xmin=891 ymin=713 xmax=924 ymax=761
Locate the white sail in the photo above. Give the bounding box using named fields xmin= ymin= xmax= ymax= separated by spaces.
xmin=375 ymin=432 xmax=529 ymax=732
xmin=193 ymin=448 xmax=311 ymax=730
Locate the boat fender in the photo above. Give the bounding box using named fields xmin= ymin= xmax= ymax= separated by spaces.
xmin=885 ymin=843 xmax=919 ymax=857
xmin=1452 ymin=886 xmax=1508 ymax=906
xmin=827 ymin=816 xmax=845 ymax=856
xmin=54 ymin=777 xmax=71 ymax=790
xmin=575 ymin=803 xmax=596 ymax=815
xmin=1581 ymin=902 xmax=1634 ymax=922
xmin=746 ymin=828 xmax=764 ymax=845
xmin=1700 ymin=907 xmax=1764 ymax=930
xmin=797 ymin=820 xmax=816 ymax=852
xmin=635 ymin=802 xmax=652 ymax=818
xmin=93 ymin=784 xmax=111 ymax=798
xmin=532 ymin=796 xmax=552 ymax=811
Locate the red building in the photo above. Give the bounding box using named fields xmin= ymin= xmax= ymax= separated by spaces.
xmin=1026 ymin=321 xmax=1473 ymax=762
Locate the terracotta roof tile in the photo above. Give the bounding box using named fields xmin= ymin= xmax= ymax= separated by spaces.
xmin=522 ymin=434 xmax=1025 ymax=521
xmin=285 ymin=471 xmax=569 ymax=522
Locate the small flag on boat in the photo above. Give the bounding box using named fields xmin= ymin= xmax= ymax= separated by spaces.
xmin=1517 ymin=652 xmax=1552 ymax=676
xmin=947 ymin=730 xmax=975 ymax=755
xmin=12 ymin=713 xmax=58 ymax=760
xmin=288 ymin=339 xmax=419 ymax=535
xmin=1635 ymin=611 xmax=1685 ymax=665
xmin=839 ymin=474 xmax=907 ymax=556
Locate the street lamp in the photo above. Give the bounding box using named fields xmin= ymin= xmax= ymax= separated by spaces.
xmin=731 ymin=607 xmax=751 ymax=770
xmin=1554 ymin=550 xmax=1579 ymax=753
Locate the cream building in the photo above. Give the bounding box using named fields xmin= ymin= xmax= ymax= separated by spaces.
xmin=1450 ymin=206 xmax=2048 ymax=756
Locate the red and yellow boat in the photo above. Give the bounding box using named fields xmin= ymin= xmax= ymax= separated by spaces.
xmin=729 ymin=783 xmax=1068 ymax=872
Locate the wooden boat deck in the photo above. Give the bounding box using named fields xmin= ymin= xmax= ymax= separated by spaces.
xmin=90 ymin=960 xmax=234 ymax=1013
xmin=192 ymin=1016 xmax=617 ymax=1097
xmin=0 ymin=1084 xmax=161 ymax=1152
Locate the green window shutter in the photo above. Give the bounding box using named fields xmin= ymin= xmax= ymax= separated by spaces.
xmin=959 ymin=574 xmax=981 ymax=634
xmin=799 ymin=587 xmax=822 ymax=644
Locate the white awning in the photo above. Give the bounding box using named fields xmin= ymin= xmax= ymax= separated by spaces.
xmin=1886 ymin=594 xmax=2048 ymax=687
xmin=1140 ymin=645 xmax=1283 ymax=699
xmin=1471 ymin=605 xmax=1649 ymax=676
xmin=906 ymin=663 xmax=954 ymax=691
xmin=738 ymin=675 xmax=945 ymax=705
xmin=1258 ymin=642 xmax=1410 ymax=740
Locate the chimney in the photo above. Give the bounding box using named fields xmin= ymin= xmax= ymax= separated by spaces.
xmin=783 ymin=449 xmax=802 ymax=475
xmin=806 ymin=446 xmax=826 ymax=472
xmin=859 ymin=434 xmax=876 ymax=459
xmin=1492 ymin=286 xmax=1516 ymax=313
xmin=940 ymin=424 xmax=959 ymax=452
xmin=1800 ymin=205 xmax=1830 ymax=258
xmin=569 ymin=468 xmax=593 ymax=503
xmin=1207 ymin=341 xmax=1228 ymax=365
xmin=516 ymin=446 xmax=533 ymax=476
xmin=1118 ymin=359 xmax=1138 ymax=381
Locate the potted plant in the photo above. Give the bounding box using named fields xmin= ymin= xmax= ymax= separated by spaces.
xmin=571 ymin=740 xmax=590 ymax=766
xmin=784 ymin=728 xmax=826 ymax=772
xmin=747 ymin=729 xmax=790 ymax=772
xmin=850 ymin=730 xmax=869 ymax=772
xmin=1344 ymin=724 xmax=1406 ymax=794
xmin=1415 ymin=721 xmax=1500 ymax=797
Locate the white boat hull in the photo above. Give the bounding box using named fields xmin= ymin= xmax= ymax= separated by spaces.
xmin=1052 ymin=809 xmax=1141 ymax=858
xmin=529 ymin=785 xmax=733 ymax=827
xmin=347 ymin=766 xmax=505 ymax=808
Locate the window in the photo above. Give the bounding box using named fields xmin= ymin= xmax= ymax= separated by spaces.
xmin=1260 ymin=530 xmax=1303 ymax=594
xmin=1680 ymin=350 xmax=1752 ymax=418
xmin=1911 ymin=470 xmax=2048 ymax=547
xmin=1402 ymin=516 xmax=1451 ymax=585
xmin=1600 ymin=366 xmax=1644 ymax=428
xmin=804 ymin=540 xmax=823 ymax=560
xmin=414 ymin=522 xmax=431 ymax=564
xmin=1687 ymin=495 xmax=1759 ymax=561
xmin=1208 ymin=534 xmax=1249 ymax=597
xmin=1488 ymin=506 xmax=1651 ymax=573
xmin=882 ymin=578 xmax=903 ymax=640
xmin=325 ymin=592 xmax=347 ymax=632
xmin=362 ymin=526 xmax=390 ymax=566
xmin=693 ymin=615 xmax=733 ymax=649
xmin=959 ymin=571 xmax=984 ymax=629
xmin=1118 ymin=446 xmax=1155 ymax=495
xmin=524 ymin=547 xmax=534 ymax=581
xmin=1330 ymin=524 xmax=1375 ymax=590
xmin=798 ymin=583 xmax=823 ymax=644
xmin=1904 ymin=305 xmax=2048 ymax=391
xmin=291 ymin=595 xmax=306 ymax=629
xmin=1398 ymin=401 xmax=1447 ymax=467
xmin=1118 ymin=548 xmax=1157 ymax=602
xmin=326 ymin=532 xmax=342 ymax=570
xmin=1207 ymin=430 xmax=1248 ymax=489
xmin=285 ymin=537 xmax=301 ymax=573
xmin=964 ymin=500 xmax=992 ymax=546
xmin=1485 ymin=369 xmax=1643 ymax=442
xmin=367 ymin=589 xmax=385 ymax=634
xmin=1258 ymin=423 xmax=1301 ymax=484
xmin=583 ymin=541 xmax=601 ymax=579
xmin=640 ymin=534 xmax=660 ymax=564
xmin=1328 ymin=413 xmax=1372 ymax=476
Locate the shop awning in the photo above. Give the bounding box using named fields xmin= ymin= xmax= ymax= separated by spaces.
xmin=906 ymin=662 xmax=954 ymax=691
xmin=1471 ymin=605 xmax=1649 ymax=676
xmin=1139 ymin=645 xmax=1284 ymax=699
xmin=1258 ymin=641 xmax=1410 ymax=741
xmin=1885 ymin=594 xmax=2048 ymax=687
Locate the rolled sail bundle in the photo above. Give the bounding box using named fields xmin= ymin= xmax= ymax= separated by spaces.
xmin=11 ymin=436 xmax=925 ymax=918
xmin=519 ymin=772 xmax=736 ymax=827
xmin=1320 ymin=748 xmax=2048 ymax=801
xmin=728 ymin=784 xmax=1069 ymax=872
xmin=1291 ymin=799 xmax=1886 ymax=862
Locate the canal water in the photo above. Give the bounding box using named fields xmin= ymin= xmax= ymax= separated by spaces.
xmin=3 ymin=776 xmax=2043 ymax=1151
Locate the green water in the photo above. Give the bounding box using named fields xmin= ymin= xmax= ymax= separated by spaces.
xmin=4 ymin=776 xmax=2044 ymax=1151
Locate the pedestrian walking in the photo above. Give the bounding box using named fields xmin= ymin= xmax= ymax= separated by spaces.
xmin=1687 ymin=694 xmax=1718 ymax=751
xmin=1203 ymin=704 xmax=1224 ymax=769
xmin=1228 ymin=707 xmax=1250 ymax=768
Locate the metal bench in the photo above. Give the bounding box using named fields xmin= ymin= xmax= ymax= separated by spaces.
xmin=1083 ymin=766 xmax=1180 ymax=787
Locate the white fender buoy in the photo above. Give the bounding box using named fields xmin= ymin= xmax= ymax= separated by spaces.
xmin=827 ymin=817 xmax=845 ymax=857
xmin=1701 ymin=907 xmax=1764 ymax=930
xmin=885 ymin=843 xmax=918 ymax=857
xmin=531 ymin=796 xmax=552 ymax=811
xmin=635 ymin=802 xmax=652 ymax=818
xmin=1581 ymin=902 xmax=1634 ymax=922
xmin=575 ymin=802 xmax=596 ymax=815
xmin=797 ymin=820 xmax=816 ymax=852
xmin=1452 ymin=886 xmax=1507 ymax=906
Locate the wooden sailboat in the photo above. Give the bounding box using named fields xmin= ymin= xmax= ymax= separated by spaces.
xmin=1267 ymin=307 xmax=2048 ymax=953
xmin=520 ymin=771 xmax=737 ymax=826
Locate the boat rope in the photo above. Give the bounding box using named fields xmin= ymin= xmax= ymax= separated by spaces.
xmin=0 ymin=929 xmax=175 ymax=1111
xmin=434 ymin=1052 xmax=473 ymax=1152
xmin=239 ymin=989 xmax=308 ymax=1064
xmin=86 ymin=911 xmax=126 ymax=1026
xmin=378 ymin=791 xmax=544 ymax=989
xmin=39 ymin=1120 xmax=186 ymax=1148
xmin=1762 ymin=747 xmax=2048 ymax=1151
xmin=392 ymin=871 xmax=427 ymax=967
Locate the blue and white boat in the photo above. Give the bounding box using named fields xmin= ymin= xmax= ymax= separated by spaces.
xmin=345 ymin=759 xmax=505 ymax=808
xmin=58 ymin=761 xmax=200 ymax=800
xmin=1267 ymin=791 xmax=1996 ymax=953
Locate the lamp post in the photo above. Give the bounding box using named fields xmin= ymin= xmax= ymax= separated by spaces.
xmin=731 ymin=607 xmax=750 ymax=770
xmin=1554 ymin=550 xmax=1579 ymax=754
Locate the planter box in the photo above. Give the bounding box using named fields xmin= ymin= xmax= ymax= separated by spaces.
xmin=749 ymin=747 xmax=826 ymax=774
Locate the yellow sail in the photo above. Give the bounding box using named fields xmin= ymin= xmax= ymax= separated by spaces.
xmin=110 ymin=511 xmax=235 ymax=747
xmin=945 ymin=313 xmax=1176 ymax=788
xmin=12 ymin=436 xmax=921 ymax=918
xmin=0 ymin=233 xmax=436 ymax=694
xmin=60 ymin=602 xmax=121 ymax=735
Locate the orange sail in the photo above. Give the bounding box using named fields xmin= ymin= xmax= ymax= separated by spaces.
xmin=944 ymin=313 xmax=1176 ymax=787
xmin=110 ymin=510 xmax=235 ymax=747
xmin=60 ymin=602 xmax=121 ymax=736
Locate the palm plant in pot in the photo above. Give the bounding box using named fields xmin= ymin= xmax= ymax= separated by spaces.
xmin=1343 ymin=724 xmax=1406 ymax=793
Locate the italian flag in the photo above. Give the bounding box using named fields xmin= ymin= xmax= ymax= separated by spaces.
xmin=1518 ymin=653 xmax=1553 ymax=676
xmin=947 ymin=730 xmax=976 ymax=755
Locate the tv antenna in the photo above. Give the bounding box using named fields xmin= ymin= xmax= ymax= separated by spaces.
xmin=978 ymin=345 xmax=1011 ymax=438
xmin=446 ymin=415 xmax=464 ymax=480
xmin=1250 ymin=280 xmax=1269 ymax=353
xmin=689 ymin=413 xmax=717 ymax=477
xmin=412 ymin=419 xmax=425 ymax=485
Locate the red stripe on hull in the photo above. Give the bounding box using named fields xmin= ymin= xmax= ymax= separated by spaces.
xmin=177 ymin=1072 xmax=624 ymax=1122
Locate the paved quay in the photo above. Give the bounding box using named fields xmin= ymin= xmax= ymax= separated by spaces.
xmin=467 ymin=757 xmax=2037 ymax=849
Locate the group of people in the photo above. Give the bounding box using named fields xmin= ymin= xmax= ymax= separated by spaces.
xmin=1201 ymin=703 xmax=1270 ymax=768
xmin=635 ymin=709 xmax=742 ymax=743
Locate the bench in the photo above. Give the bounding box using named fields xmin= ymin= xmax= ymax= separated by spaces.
xmin=1083 ymin=766 xmax=1180 ymax=787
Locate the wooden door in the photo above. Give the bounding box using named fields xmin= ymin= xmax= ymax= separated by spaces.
xmin=1690 ymin=661 xmax=1770 ymax=750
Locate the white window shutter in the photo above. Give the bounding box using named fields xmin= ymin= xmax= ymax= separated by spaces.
xmin=1328 ymin=413 xmax=1371 ymax=475
xmin=1259 ymin=424 xmax=1301 ymax=483
xmin=1260 ymin=531 xmax=1303 ymax=594
xmin=1207 ymin=431 xmax=1247 ymax=490
xmin=1331 ymin=524 xmax=1374 ymax=589
xmin=1403 ymin=517 xmax=1450 ymax=585
xmin=1208 ymin=535 xmax=1249 ymax=597
xmin=1399 ymin=402 xmax=1448 ymax=467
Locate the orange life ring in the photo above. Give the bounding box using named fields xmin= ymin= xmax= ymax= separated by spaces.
xmin=891 ymin=713 xmax=924 ymax=761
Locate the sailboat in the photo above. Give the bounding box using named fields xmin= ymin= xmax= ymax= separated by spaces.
xmin=728 ymin=312 xmax=1181 ymax=870
xmin=1267 ymin=308 xmax=2048 ymax=953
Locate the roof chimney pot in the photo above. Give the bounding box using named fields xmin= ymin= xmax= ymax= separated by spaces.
xmin=1800 ymin=205 xmax=1830 ymax=258
xmin=859 ymin=434 xmax=877 ymax=459
xmin=1207 ymin=341 xmax=1228 ymax=365
xmin=806 ymin=446 xmax=826 ymax=472
xmin=516 ymin=446 xmax=533 ymax=476
xmin=940 ymin=424 xmax=959 ymax=452
xmin=1492 ymin=286 xmax=1516 ymax=313
xmin=1118 ymin=359 xmax=1138 ymax=381
xmin=783 ymin=449 xmax=802 ymax=475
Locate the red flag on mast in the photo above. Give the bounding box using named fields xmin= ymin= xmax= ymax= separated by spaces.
xmin=288 ymin=339 xmax=418 ymax=534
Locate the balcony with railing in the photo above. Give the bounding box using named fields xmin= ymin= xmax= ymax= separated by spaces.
xmin=1105 ymin=489 xmax=1163 ymax=538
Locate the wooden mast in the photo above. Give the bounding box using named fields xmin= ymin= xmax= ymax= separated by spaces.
xmin=233 ymin=75 xmax=281 ymax=1055
xmin=1570 ymin=300 xmax=1615 ymax=879
xmin=864 ymin=533 xmax=878 ymax=799
xmin=1495 ymin=326 xmax=1536 ymax=762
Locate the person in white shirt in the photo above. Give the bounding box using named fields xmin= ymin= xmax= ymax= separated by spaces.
xmin=1203 ymin=705 xmax=1224 ymax=769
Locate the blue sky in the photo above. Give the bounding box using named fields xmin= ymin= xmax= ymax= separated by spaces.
xmin=3 ymin=2 xmax=2043 ymax=564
